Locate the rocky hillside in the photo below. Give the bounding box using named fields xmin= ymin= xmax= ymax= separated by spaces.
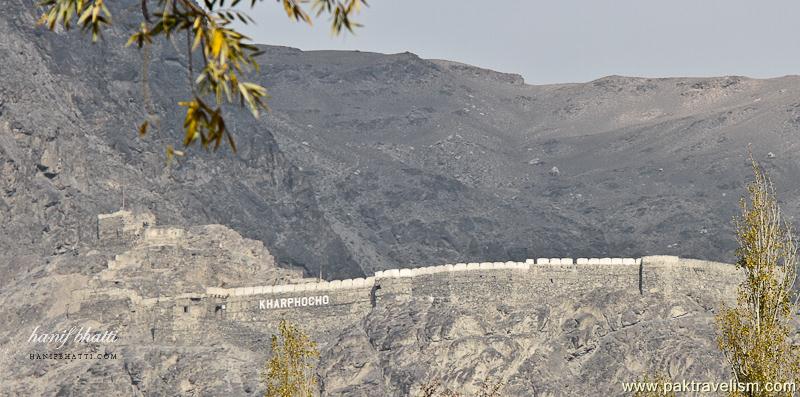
xmin=3 ymin=0 xmax=800 ymax=283
xmin=2 ymin=0 xmax=800 ymax=394
xmin=0 ymin=212 xmax=743 ymax=395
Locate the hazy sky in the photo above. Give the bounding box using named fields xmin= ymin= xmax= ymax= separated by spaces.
xmin=234 ymin=0 xmax=800 ymax=85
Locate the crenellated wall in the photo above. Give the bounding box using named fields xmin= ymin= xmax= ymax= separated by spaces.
xmin=97 ymin=210 xmax=155 ymax=241
xmin=69 ymin=255 xmax=742 ymax=344
xmin=205 ymin=258 xmax=634 ymax=298
xmin=204 ymin=257 xmax=647 ymax=299
xmin=142 ymin=227 xmax=185 ymax=245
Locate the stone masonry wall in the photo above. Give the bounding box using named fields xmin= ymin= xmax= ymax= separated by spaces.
xmin=70 ymin=256 xmax=743 ymax=345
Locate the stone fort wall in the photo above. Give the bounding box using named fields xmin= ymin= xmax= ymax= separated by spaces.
xmin=205 ymin=255 xmax=739 ymax=302
xmin=70 ymin=255 xmax=742 ymax=345
xmin=86 ymin=211 xmax=742 ymax=344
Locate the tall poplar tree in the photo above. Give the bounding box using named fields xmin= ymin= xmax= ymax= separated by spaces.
xmin=263 ymin=319 xmax=320 ymax=397
xmin=716 ymin=154 xmax=800 ymax=396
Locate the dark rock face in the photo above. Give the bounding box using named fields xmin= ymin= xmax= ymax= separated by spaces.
xmin=3 ymin=0 xmax=800 ymax=282
xmin=0 ymin=0 xmax=362 ymax=282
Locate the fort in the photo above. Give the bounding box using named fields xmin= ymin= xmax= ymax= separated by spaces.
xmin=68 ymin=211 xmax=743 ymax=345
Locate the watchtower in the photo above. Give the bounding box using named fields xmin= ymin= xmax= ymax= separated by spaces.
xmin=97 ymin=210 xmax=156 ymax=241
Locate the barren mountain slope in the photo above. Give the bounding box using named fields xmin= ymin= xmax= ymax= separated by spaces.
xmin=257 ymin=49 xmax=800 ymax=274
xmin=3 ymin=0 xmax=800 ymax=281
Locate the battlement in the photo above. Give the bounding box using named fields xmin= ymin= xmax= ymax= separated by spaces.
xmin=69 ymin=254 xmax=742 ymax=344
xmin=202 ymin=255 xmax=738 ymax=299
xmin=142 ymin=227 xmax=185 ymax=246
xmin=79 ymin=255 xmax=741 ymax=301
xmin=97 ymin=210 xmax=156 ymax=241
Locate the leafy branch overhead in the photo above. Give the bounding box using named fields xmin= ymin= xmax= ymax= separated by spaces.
xmin=36 ymin=0 xmax=366 ymax=158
